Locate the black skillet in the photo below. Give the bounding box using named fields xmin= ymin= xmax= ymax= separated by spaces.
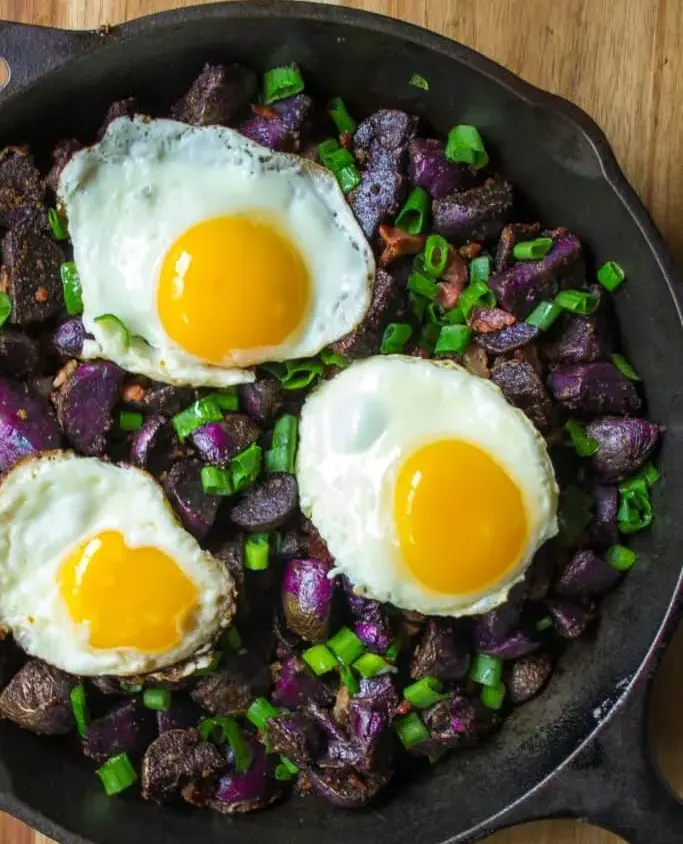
xmin=0 ymin=3 xmax=682 ymax=842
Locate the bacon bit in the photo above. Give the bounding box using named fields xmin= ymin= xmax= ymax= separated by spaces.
xmin=251 ymin=103 xmax=278 ymax=120
xmin=339 ymin=132 xmax=354 ymax=151
xmin=436 ymin=280 xmax=464 ymax=310
xmin=462 ymin=344 xmax=491 ymax=379
xmin=52 ymin=359 xmax=78 ymax=389
xmin=34 ymin=286 xmax=49 ymax=303
xmin=378 ymin=225 xmax=425 ymax=267
xmin=395 ymin=700 xmax=413 ymax=717
xmin=16 ymin=408 xmax=28 ymax=420
xmin=122 ymin=383 xmax=145 ymax=403
xmin=459 ymin=241 xmax=482 ymax=260
xmin=468 ymin=306 xmax=516 ymax=334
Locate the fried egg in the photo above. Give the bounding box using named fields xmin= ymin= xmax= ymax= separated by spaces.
xmin=297 ymin=356 xmax=559 ymax=616
xmin=0 ymin=452 xmax=235 ymax=676
xmin=58 ymin=116 xmax=374 ymax=387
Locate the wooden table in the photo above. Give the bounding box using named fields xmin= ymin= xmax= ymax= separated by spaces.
xmin=0 ymin=1 xmax=681 ymax=842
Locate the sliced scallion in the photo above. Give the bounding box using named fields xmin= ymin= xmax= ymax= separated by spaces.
xmin=48 ymin=207 xmax=68 ymax=241
xmin=303 ymin=643 xmax=338 ymax=676
xmin=409 ymin=291 xmax=428 ymax=321
xmin=61 ymin=261 xmax=83 ymax=316
xmin=221 ymin=626 xmax=243 ymax=652
xmin=353 ymin=652 xmax=393 ymax=678
xmin=395 ymin=187 xmax=430 ymax=235
xmin=143 ymin=688 xmax=171 ymax=712
xmin=198 ymin=716 xmax=252 ymax=772
xmin=200 ymin=465 xmax=233 ymax=496
xmin=470 ymin=653 xmax=503 ymax=687
xmin=70 ymin=683 xmax=89 ymax=738
xmin=409 ymin=73 xmax=430 ymax=91
xmin=407 ymin=269 xmax=439 ymax=300
xmin=265 ymin=413 xmax=298 ymax=474
xmin=328 ymin=97 xmax=356 ymax=135
xmin=230 ymin=442 xmax=263 ymax=492
xmin=555 ymin=289 xmax=600 ymax=315
xmin=459 ymin=280 xmax=495 ymax=317
xmin=611 ymin=353 xmax=640 ymax=381
xmin=606 ymin=544 xmax=637 ymax=571
xmin=512 ymin=238 xmax=553 ymax=260
xmin=469 ymin=255 xmax=491 ymax=285
xmin=445 ymin=124 xmax=489 ymax=169
xmin=597 ymin=260 xmax=626 ymax=292
xmin=263 ymin=64 xmax=305 ymax=105
xmin=96 ymin=753 xmax=138 ymax=796
xmin=318 ymin=138 xmax=340 ymax=167
xmin=320 ymin=347 xmax=348 ymax=368
xmin=617 ymin=481 xmax=653 ymax=535
xmin=193 ymin=652 xmax=222 ymax=676
xmin=403 ymin=676 xmax=446 ymax=709
xmin=394 ymin=712 xmax=429 ymax=749
xmin=337 ymin=164 xmax=362 ymax=194
xmin=94 ymin=313 xmax=130 ymax=347
xmin=565 ymin=418 xmax=599 ymax=457
xmin=424 ymin=234 xmax=449 ymax=278
xmin=244 ymin=532 xmax=270 ymax=571
xmin=339 ymin=664 xmax=360 ymax=693
xmin=326 ymin=147 xmax=355 ymax=172
xmin=380 ymin=322 xmax=412 ymax=354
xmin=434 ymin=324 xmax=472 ymax=355
xmin=327 ymin=626 xmax=366 ymax=666
xmin=558 ymin=484 xmax=594 ymax=547
xmin=0 ymin=291 xmax=12 ymax=327
xmin=275 ymin=756 xmax=299 ymax=781
xmin=263 ymin=359 xmax=323 ymax=391
xmin=526 ymin=300 xmax=563 ymax=331
xmin=536 ymin=616 xmax=553 ymax=632
xmin=385 ymin=641 xmax=400 ymax=661
xmin=246 ymin=696 xmax=279 ymax=731
xmin=116 ymin=410 xmax=143 ymax=432
xmin=205 ymin=388 xmax=239 ymax=412
xmin=481 ymin=681 xmax=506 ymax=711
xmin=419 ymin=322 xmax=440 ymax=353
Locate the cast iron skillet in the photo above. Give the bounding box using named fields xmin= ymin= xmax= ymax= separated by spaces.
xmin=0 ymin=3 xmax=682 ymax=842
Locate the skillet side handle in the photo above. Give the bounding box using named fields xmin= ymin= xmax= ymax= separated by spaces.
xmin=0 ymin=22 xmax=95 ymax=103
xmin=489 ymin=669 xmax=683 ymax=844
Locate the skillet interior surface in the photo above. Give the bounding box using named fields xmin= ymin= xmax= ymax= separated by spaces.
xmin=0 ymin=4 xmax=681 ymax=843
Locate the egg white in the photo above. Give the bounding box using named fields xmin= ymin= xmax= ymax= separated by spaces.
xmin=0 ymin=452 xmax=236 ymax=676
xmin=58 ymin=116 xmax=374 ymax=387
xmin=297 ymin=355 xmax=559 ymax=617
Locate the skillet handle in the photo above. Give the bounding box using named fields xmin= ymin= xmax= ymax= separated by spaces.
xmin=0 ymin=22 xmax=95 ymax=102
xmin=497 ymin=668 xmax=683 ymax=844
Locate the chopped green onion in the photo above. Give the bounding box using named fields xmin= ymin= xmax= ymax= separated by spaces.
xmin=119 ymin=682 xmax=143 ymax=694
xmin=336 ymin=164 xmax=362 ymax=194
xmin=445 ymin=124 xmax=489 ymax=169
xmin=265 ymin=413 xmax=298 ymax=474
xmin=407 ymin=269 xmax=439 ymax=300
xmin=597 ymin=260 xmax=625 ymax=292
xmin=469 ymin=255 xmax=491 ymax=285
xmin=536 ymin=616 xmax=553 ymax=632
xmin=94 ymin=313 xmax=130 ymax=347
xmin=263 ymin=64 xmax=305 ymax=105
xmin=409 ymin=73 xmax=430 ymax=91
xmin=70 ymin=684 xmax=89 ymax=738
xmin=60 ymin=261 xmax=83 ymax=316
xmin=403 ymin=676 xmax=446 ymax=709
xmin=275 ymin=756 xmax=299 ymax=781
xmin=409 ymin=291 xmax=428 ymax=321
xmin=339 ymin=664 xmax=360 ymax=693
xmin=244 ymin=532 xmax=270 ymax=571
xmin=231 ymin=442 xmax=262 ymax=492
xmin=395 ymin=187 xmax=430 ymax=235
xmin=48 ymin=207 xmax=68 ymax=241
xmin=606 ymin=544 xmax=637 ymax=571
xmin=611 ymin=353 xmax=640 ymax=381
xmin=459 ymin=280 xmax=496 ymax=318
xmin=200 ymin=465 xmax=233 ymax=496
xmin=263 ymin=359 xmax=323 ymax=391
xmin=96 ymin=753 xmax=138 ymax=796
xmin=220 ymin=626 xmax=243 ymax=652
xmin=143 ymin=688 xmax=171 ymax=712
xmin=423 ymin=234 xmax=449 ymax=277
xmin=327 ymin=627 xmax=366 ymax=666
xmin=394 ymin=712 xmax=429 ymax=749
xmin=303 ymin=644 xmax=338 ymax=676
xmin=320 ymin=347 xmax=348 ymax=368
xmin=205 ymin=388 xmax=239 ymax=412
xmin=380 ymin=322 xmax=412 ymax=354
xmin=512 ymin=238 xmax=553 ymax=260
xmin=555 ymin=289 xmax=600 ymax=315
xmin=428 ymin=302 xmax=465 ymax=325
xmin=618 ymin=481 xmax=653 ymax=534
xmin=193 ymin=652 xmax=223 ymax=676
xmin=353 ymin=652 xmax=394 ymax=678
xmin=434 ymin=324 xmax=472 ymax=355
xmin=385 ymin=641 xmax=400 ymax=661
xmin=172 ymin=396 xmax=223 ymax=441
xmin=198 ymin=716 xmax=252 ymax=772
xmin=558 ymin=484 xmax=594 ymax=546
xmin=116 ymin=410 xmax=143 ymax=432
xmin=640 ymin=461 xmax=660 ymax=487
xmin=565 ymin=418 xmax=600 ymax=457
xmin=246 ymin=697 xmax=279 ymax=731
xmin=0 ymin=291 xmax=10 ymax=327
xmin=328 ymin=97 xmax=356 ymax=135
xmin=318 ymin=138 xmax=340 ymax=167
xmin=481 ymin=681 xmax=506 ymax=711
xmin=326 ymin=147 xmax=355 ymax=171
xmin=526 ymin=300 xmax=563 ymax=331
xmin=419 ymin=322 xmax=440 ymax=353
xmin=470 ymin=653 xmax=503 ymax=687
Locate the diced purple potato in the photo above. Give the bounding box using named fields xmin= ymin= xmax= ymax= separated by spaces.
xmin=477 ymin=629 xmax=540 ymax=659
xmin=49 ymin=318 xmax=86 ymax=361
xmin=211 ymin=535 xmax=245 ymax=598
xmin=507 ymin=651 xmax=552 ymax=704
xmin=488 ymin=234 xmax=584 ymax=318
xmin=589 ymin=485 xmax=620 ymax=547
xmin=237 ymin=378 xmax=283 ymax=425
xmin=0 ymin=145 xmax=46 ymax=230
xmin=354 ymin=109 xmax=419 ymax=166
xmin=240 ymin=95 xmax=312 ymax=151
xmin=585 ymin=417 xmax=661 ymax=483
xmin=353 ymin=618 xmax=392 ymax=654
xmin=229 ymin=472 xmax=298 ymax=532
xmin=549 ymin=362 xmax=641 ymax=416
xmin=97 ymin=97 xmax=137 ymax=139
xmin=272 ymin=656 xmax=332 ymax=708
xmin=2 ymin=223 xmax=64 ymax=324
xmin=354 ymin=675 xmax=399 ymax=715
xmin=410 ymin=694 xmax=480 ymax=757
xmin=0 ymin=377 xmax=61 ymax=472
xmin=0 ymin=637 xmax=26 ymax=692
xmin=130 ymin=415 xmax=178 ymax=478
xmin=191 ymin=650 xmax=271 ymax=716
xmin=308 ymin=767 xmax=387 ymax=809
xmin=545 ymin=599 xmax=595 ymax=640
xmin=164 ymin=459 xmax=220 ymax=540
xmin=407 ymin=138 xmax=477 ymax=199
xmin=543 ymin=311 xmax=615 ymax=365
xmin=525 ymin=548 xmax=556 ymax=601
xmin=475 ymin=322 xmax=540 ymax=354
xmin=282 ymin=558 xmax=334 ymax=643
xmin=0 ymin=329 xmax=39 ymax=378
xmin=348 ymin=155 xmax=406 ymax=239
xmin=190 ymin=414 xmax=260 ymax=466
xmin=277 ymin=528 xmax=304 ymax=560
xmin=410 ymin=619 xmax=471 ymax=681
xmin=474 ymin=584 xmax=525 ymax=643
xmin=342 ymin=576 xmax=383 ymax=619
xmin=304 ymin=701 xmax=348 ymax=745
xmin=495 ymin=222 xmax=541 ymax=271
xmin=141 ymin=728 xmax=225 ymax=803
xmin=0 ymin=659 xmax=77 ymax=735
xmin=157 ymin=697 xmax=204 ymax=734
xmin=265 ymin=712 xmax=321 ymax=767
xmin=556 ymin=549 xmax=621 ymax=598
xmin=491 ymin=358 xmax=554 ymax=431
xmin=45 ymin=138 xmax=82 ymax=194
xmin=123 ymin=381 xmax=195 ymax=416
xmin=432 ymin=178 xmax=513 ymax=243
xmin=329 ymin=268 xmax=404 ymax=359
xmin=208 ymin=735 xmax=279 ymax=814
xmin=171 ymin=63 xmax=256 ymax=126
xmin=54 ymin=361 xmax=123 ymax=456
xmin=82 ymin=699 xmax=155 ymax=763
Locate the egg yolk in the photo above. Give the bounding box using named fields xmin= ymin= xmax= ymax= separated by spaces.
xmin=157 ymin=215 xmax=310 ymax=364
xmin=59 ymin=531 xmax=198 ymax=652
xmin=394 ymin=439 xmax=528 ymax=595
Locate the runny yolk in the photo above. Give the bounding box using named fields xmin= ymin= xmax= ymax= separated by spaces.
xmin=393 ymin=439 xmax=528 ymax=595
xmin=59 ymin=531 xmax=198 ymax=652
xmin=157 ymin=215 xmax=310 ymax=364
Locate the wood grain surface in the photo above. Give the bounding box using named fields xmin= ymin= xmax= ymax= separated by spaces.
xmin=0 ymin=1 xmax=681 ymax=843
